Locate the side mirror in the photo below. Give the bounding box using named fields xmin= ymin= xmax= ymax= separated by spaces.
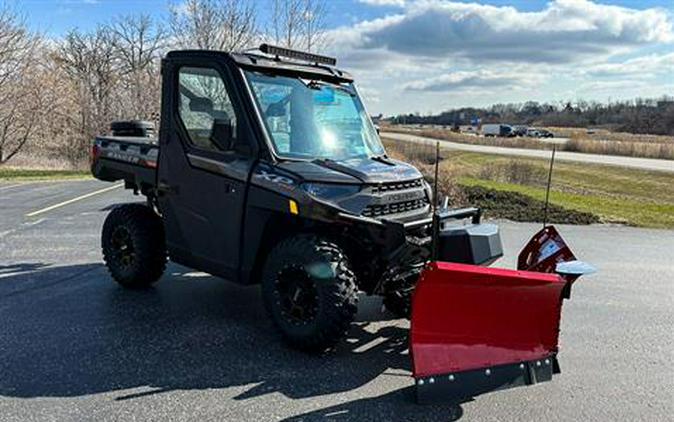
xmin=266 ymin=101 xmax=287 ymax=117
xmin=189 ymin=97 xmax=214 ymax=114
xmin=211 ymin=118 xmax=234 ymax=150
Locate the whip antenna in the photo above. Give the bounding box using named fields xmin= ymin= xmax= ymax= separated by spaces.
xmin=543 ymin=146 xmax=556 ymax=228
xmin=431 ymin=141 xmax=440 ymax=260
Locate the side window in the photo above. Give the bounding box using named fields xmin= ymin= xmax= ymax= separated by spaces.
xmin=178 ymin=66 xmax=237 ymax=151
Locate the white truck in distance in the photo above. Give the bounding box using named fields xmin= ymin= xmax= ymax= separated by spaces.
xmin=482 ymin=124 xmax=515 ymax=137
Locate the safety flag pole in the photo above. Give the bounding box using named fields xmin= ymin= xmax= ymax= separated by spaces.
xmin=543 ymin=146 xmax=556 ymax=228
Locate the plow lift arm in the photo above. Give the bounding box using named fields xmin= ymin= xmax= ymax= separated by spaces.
xmin=410 ymin=223 xmax=595 ymax=403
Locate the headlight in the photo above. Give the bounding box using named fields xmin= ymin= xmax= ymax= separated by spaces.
xmin=301 ymin=183 xmax=361 ymax=199
xmin=422 ymin=179 xmax=433 ymax=200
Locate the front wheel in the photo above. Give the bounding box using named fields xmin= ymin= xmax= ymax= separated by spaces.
xmin=262 ymin=235 xmax=358 ymax=353
xmin=383 ymin=266 xmax=423 ymax=319
xmin=101 ymin=203 xmax=166 ymax=288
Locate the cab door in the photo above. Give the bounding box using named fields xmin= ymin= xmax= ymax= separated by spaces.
xmin=157 ymin=59 xmax=255 ymax=280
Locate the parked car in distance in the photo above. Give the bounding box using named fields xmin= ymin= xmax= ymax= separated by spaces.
xmin=512 ymin=125 xmax=528 ymax=137
xmin=537 ymin=129 xmax=554 ymax=138
xmin=459 ymin=125 xmax=478 ymax=134
xmin=482 ymin=124 xmax=515 ymax=137
xmin=526 ymin=128 xmax=540 ymax=137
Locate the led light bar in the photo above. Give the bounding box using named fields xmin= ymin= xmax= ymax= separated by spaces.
xmin=259 ymin=43 xmax=336 ymax=66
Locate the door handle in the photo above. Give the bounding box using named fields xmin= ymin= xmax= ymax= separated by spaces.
xmin=157 ymin=181 xmax=178 ymax=195
xmin=224 ymin=182 xmax=237 ymax=194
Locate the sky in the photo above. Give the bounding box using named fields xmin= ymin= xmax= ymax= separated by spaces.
xmin=13 ymin=0 xmax=674 ymax=116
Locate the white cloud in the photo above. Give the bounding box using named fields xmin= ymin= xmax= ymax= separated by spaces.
xmin=326 ymin=0 xmax=674 ymax=114
xmin=332 ymin=0 xmax=674 ymax=65
xmin=585 ymin=52 xmax=674 ymax=78
xmin=579 ymin=79 xmax=649 ymax=92
xmin=358 ymin=0 xmax=406 ymax=7
xmin=357 ymin=86 xmax=382 ymax=103
xmin=404 ymin=69 xmax=544 ymax=92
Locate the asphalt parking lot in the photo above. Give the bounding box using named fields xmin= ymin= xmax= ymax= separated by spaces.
xmin=0 ymin=179 xmax=672 ymax=421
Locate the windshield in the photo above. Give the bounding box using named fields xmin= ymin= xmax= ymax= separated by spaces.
xmin=244 ymin=70 xmax=385 ymax=160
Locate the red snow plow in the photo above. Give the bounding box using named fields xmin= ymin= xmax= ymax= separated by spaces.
xmin=410 ymin=225 xmax=594 ymax=403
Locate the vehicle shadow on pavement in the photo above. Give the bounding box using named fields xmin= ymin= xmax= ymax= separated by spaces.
xmin=0 ymin=262 xmax=464 ymax=420
xmin=0 ymin=262 xmax=49 ymax=274
xmin=281 ymin=387 xmax=464 ymax=421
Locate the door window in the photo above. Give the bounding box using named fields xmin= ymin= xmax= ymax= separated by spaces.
xmin=178 ymin=66 xmax=237 ymax=151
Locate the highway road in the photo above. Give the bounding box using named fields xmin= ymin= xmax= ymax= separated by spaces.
xmin=1 ymin=179 xmax=673 ymax=421
xmin=384 ymin=132 xmax=674 ymax=173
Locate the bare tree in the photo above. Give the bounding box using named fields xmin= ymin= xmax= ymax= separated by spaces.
xmin=302 ymin=0 xmax=327 ymax=52
xmin=270 ymin=0 xmax=328 ymax=52
xmin=271 ymin=0 xmax=304 ymax=50
xmin=109 ymin=14 xmax=165 ymax=119
xmin=168 ymin=0 xmax=257 ymax=51
xmin=53 ymin=26 xmax=121 ymax=163
xmin=109 ymin=14 xmax=164 ymax=74
xmin=0 ymin=8 xmax=42 ymax=164
xmin=36 ymin=52 xmax=83 ymax=166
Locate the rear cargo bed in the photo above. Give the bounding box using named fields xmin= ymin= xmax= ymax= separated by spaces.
xmin=91 ymin=135 xmax=158 ymax=193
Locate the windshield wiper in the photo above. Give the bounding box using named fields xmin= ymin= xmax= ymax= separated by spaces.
xmin=370 ymin=154 xmax=393 ymax=164
xmin=302 ymin=79 xmax=355 ymax=96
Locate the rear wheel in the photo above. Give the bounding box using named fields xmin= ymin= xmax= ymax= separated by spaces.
xmin=262 ymin=235 xmax=358 ymax=352
xmin=102 ymin=203 xmax=166 ymax=288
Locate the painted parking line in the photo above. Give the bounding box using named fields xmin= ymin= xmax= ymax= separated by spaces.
xmin=0 ymin=183 xmax=25 ymax=192
xmin=0 ymin=179 xmax=91 ymax=193
xmin=25 ymin=183 xmax=123 ymax=217
xmin=0 ymin=218 xmax=47 ymax=239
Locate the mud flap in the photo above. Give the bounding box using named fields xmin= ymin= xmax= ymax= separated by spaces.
xmin=410 ymin=261 xmax=567 ymax=403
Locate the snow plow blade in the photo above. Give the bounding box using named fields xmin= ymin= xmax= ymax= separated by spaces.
xmin=409 ymin=226 xmax=594 ymax=404
xmin=410 ymin=262 xmax=565 ymax=403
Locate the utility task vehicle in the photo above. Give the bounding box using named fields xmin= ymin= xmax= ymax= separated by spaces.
xmin=92 ymin=44 xmax=594 ymax=403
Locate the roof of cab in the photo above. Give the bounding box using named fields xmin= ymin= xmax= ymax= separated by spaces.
xmin=165 ymin=49 xmax=353 ymax=83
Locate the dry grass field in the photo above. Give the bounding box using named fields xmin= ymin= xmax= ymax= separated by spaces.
xmin=383 ymin=124 xmax=674 ymax=160
xmin=550 ymin=126 xmax=674 ymax=159
xmin=383 ymin=137 xmax=674 ymax=229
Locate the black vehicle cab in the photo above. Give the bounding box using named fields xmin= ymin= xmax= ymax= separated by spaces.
xmin=92 ymin=44 xmax=502 ymax=351
xmin=93 ymin=44 xmax=498 ymax=299
xmin=152 ymin=47 xmax=435 ymax=286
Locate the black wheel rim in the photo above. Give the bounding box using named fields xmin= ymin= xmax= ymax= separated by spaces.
xmin=274 ymin=265 xmax=319 ymax=325
xmin=110 ymin=227 xmax=135 ymax=269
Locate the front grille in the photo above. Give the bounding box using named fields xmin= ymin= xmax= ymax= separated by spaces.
xmin=362 ymin=198 xmax=428 ymax=218
xmin=362 ymin=178 xmax=429 ymax=218
xmin=371 ymin=179 xmax=423 ymax=194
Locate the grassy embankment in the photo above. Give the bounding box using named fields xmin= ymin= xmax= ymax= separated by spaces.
xmin=385 ymin=125 xmax=674 ymax=160
xmin=0 ymin=168 xmax=91 ymax=181
xmin=384 ymin=138 xmax=674 ymax=229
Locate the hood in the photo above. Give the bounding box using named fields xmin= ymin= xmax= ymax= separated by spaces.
xmin=277 ymin=156 xmax=423 ymax=184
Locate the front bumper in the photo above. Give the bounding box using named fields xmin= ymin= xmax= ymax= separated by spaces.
xmin=337 ymin=206 xmax=499 ymax=265
xmin=336 ymin=206 xmax=482 ymax=232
